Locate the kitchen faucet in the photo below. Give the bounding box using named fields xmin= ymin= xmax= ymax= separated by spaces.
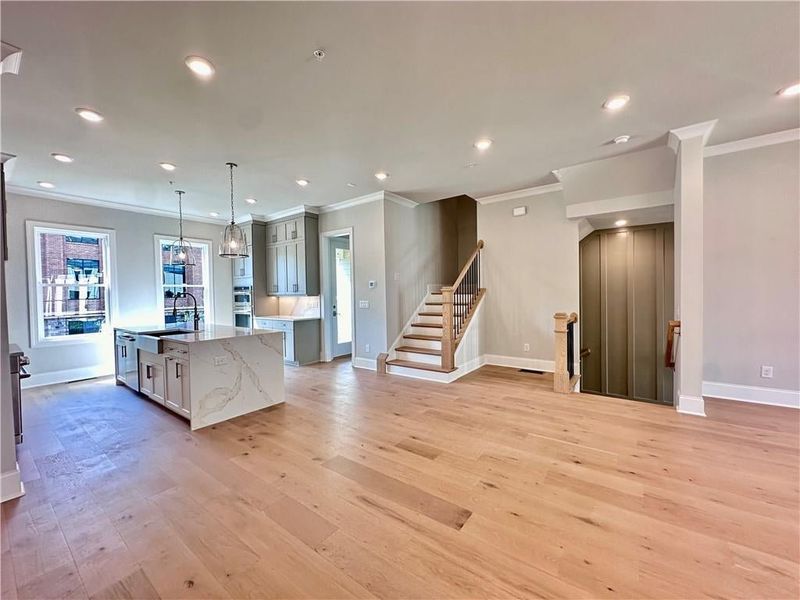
xmin=172 ymin=291 xmax=200 ymax=331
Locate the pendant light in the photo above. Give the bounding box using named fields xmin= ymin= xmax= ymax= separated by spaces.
xmin=219 ymin=162 xmax=249 ymax=258
xmin=168 ymin=189 xmax=195 ymax=266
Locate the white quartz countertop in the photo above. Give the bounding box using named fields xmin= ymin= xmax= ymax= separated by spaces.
xmin=254 ymin=315 xmax=320 ymax=322
xmin=114 ymin=324 xmax=283 ymax=343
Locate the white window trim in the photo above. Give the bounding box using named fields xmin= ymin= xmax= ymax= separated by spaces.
xmin=153 ymin=234 xmax=214 ymax=325
xmin=26 ymin=220 xmax=118 ymax=348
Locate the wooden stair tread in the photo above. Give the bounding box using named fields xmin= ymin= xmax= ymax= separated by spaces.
xmin=412 ymin=322 xmax=443 ymax=329
xmin=386 ymin=359 xmax=455 ymax=373
xmin=403 ymin=333 xmax=441 ymax=341
xmin=418 ymin=311 xmax=443 ymax=317
xmin=425 ymin=301 xmax=470 ymax=306
xmin=395 ymin=346 xmax=442 ymax=356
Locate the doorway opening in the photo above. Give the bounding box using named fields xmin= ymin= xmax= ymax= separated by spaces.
xmin=579 ymin=222 xmax=674 ymax=404
xmin=321 ymin=229 xmax=354 ymax=362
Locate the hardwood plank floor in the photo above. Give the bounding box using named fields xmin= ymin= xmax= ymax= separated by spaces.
xmin=2 ymin=361 xmax=798 ymax=599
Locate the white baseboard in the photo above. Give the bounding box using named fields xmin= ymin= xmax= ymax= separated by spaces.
xmin=677 ymin=393 xmax=706 ymax=417
xmin=23 ymin=365 xmax=113 ymax=389
xmin=483 ymin=354 xmax=555 ymax=373
xmin=703 ymin=381 xmax=800 ymax=409
xmin=352 ymin=357 xmax=377 ymax=371
xmin=1 ymin=463 xmax=25 ymax=503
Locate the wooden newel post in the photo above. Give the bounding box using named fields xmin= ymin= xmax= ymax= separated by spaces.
xmin=553 ymin=312 xmax=570 ymax=393
xmin=440 ymin=286 xmax=455 ymax=371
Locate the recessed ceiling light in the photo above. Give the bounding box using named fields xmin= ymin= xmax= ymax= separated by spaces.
xmin=615 ymin=219 xmax=628 ymax=227
xmin=245 ymin=197 xmax=257 ymax=204
xmin=38 ymin=181 xmax=55 ymax=189
xmin=75 ymin=107 xmax=104 ymax=122
xmin=51 ymin=153 xmax=74 ymax=163
xmin=159 ymin=162 xmax=177 ymax=172
xmin=474 ymin=138 xmax=493 ymax=151
xmin=209 ymin=211 xmax=219 ymax=217
xmin=295 ymin=179 xmax=309 ymax=187
xmin=603 ymin=95 xmax=630 ymax=111
xmin=313 ymin=49 xmax=326 ymax=61
xmin=346 ymin=182 xmax=357 ymax=188
xmin=374 ymin=172 xmax=389 ymax=181
xmin=613 ymin=135 xmax=631 ymax=144
xmin=778 ymin=82 xmax=800 ymax=97
xmin=185 ymin=55 xmax=215 ymax=78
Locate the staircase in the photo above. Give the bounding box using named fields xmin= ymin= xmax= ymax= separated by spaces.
xmin=385 ymin=241 xmax=485 ymax=382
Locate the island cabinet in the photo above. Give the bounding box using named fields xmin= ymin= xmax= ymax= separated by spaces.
xmin=138 ymin=344 xmax=190 ymax=418
xmin=266 ymin=213 xmax=319 ymax=296
xmin=138 ymin=350 xmax=166 ymax=405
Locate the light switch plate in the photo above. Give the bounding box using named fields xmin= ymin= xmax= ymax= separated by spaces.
xmin=359 ymin=300 xmax=369 ymax=309
xmin=512 ymin=206 xmax=528 ymax=217
xmin=760 ymin=365 xmax=774 ymax=378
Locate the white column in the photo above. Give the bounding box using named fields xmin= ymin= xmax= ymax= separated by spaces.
xmin=669 ymin=121 xmax=716 ymax=416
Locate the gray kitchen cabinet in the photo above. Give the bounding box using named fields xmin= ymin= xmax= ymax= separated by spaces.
xmin=253 ymin=318 xmax=320 ymax=365
xmin=232 ymin=222 xmax=267 ymax=293
xmin=266 ymin=213 xmax=319 ymax=296
xmin=138 ymin=350 xmax=166 ymax=405
xmin=164 ymin=355 xmax=191 ymax=418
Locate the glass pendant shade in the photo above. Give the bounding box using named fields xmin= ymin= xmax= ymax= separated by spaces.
xmin=219 ymin=162 xmax=250 ymax=258
xmin=169 ymin=190 xmax=195 ymax=266
xmin=220 ymin=222 xmax=248 ymax=258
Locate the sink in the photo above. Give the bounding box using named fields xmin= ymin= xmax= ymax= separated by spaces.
xmin=143 ymin=329 xmax=195 ymax=337
xmin=137 ymin=329 xmax=196 ymax=353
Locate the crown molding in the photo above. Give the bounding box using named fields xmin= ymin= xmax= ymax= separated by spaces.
xmin=668 ymin=119 xmax=718 ymax=152
xmin=319 ymin=191 xmax=385 ymax=213
xmin=704 ymin=128 xmax=800 ymax=158
xmin=243 ymin=204 xmax=321 ymax=224
xmin=384 ymin=191 xmax=418 ymax=208
xmin=6 ymin=185 xmax=226 ymax=225
xmin=475 ymin=182 xmax=563 ymax=205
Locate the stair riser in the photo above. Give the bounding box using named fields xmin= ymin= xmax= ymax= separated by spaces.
xmin=403 ymin=338 xmax=441 ymax=350
xmin=386 ymin=364 xmax=451 ymax=383
xmin=395 ymin=351 xmax=441 ymax=365
xmin=409 ymin=325 xmax=443 ymax=336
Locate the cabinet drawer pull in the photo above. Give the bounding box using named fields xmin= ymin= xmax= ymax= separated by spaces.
xmin=176 ymin=362 xmax=181 ymax=379
xmin=146 ymin=365 xmax=152 ymax=379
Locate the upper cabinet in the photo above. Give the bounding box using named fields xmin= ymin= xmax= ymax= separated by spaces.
xmin=232 ymin=222 xmax=267 ymax=293
xmin=266 ymin=214 xmax=319 ymax=296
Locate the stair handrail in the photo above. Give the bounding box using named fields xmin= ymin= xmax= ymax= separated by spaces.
xmin=440 ymin=240 xmax=485 ymax=370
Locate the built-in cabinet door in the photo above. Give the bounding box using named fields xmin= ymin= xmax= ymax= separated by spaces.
xmin=115 ymin=343 xmax=127 ymax=383
xmin=283 ymin=330 xmax=295 ymax=363
xmin=276 ymin=245 xmax=288 ymax=294
xmin=295 ymin=240 xmax=306 ymax=294
xmin=165 ymin=356 xmax=191 ymax=417
xmin=286 ymin=243 xmax=299 ymax=294
xmin=139 ymin=354 xmax=165 ymax=405
xmin=267 ymin=245 xmax=278 ymax=295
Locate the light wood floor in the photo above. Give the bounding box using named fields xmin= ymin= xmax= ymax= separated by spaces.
xmin=2 ymin=361 xmax=798 ymax=599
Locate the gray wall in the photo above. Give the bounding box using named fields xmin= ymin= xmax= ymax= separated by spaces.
xmin=703 ymin=141 xmax=800 ymax=391
xmin=477 ymin=191 xmax=580 ymax=363
xmin=319 ymin=199 xmax=388 ymax=361
xmin=5 ymin=193 xmax=232 ymax=382
xmin=383 ymin=199 xmax=466 ymax=345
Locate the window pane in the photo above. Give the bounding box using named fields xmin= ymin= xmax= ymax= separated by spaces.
xmin=40 ymin=232 xmax=106 ymax=283
xmin=163 ymin=289 xmax=206 ymax=325
xmin=36 ymin=228 xmax=110 ymax=341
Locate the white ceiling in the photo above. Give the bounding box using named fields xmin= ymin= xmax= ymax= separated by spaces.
xmin=2 ymin=1 xmax=798 ymax=220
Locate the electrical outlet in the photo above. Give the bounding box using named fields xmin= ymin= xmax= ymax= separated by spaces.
xmin=760 ymin=365 xmax=774 ymax=379
xmin=365 ymin=343 xmax=370 ymax=353
xmin=523 ymin=343 xmax=530 ymax=352
xmin=214 ymin=356 xmax=228 ymax=366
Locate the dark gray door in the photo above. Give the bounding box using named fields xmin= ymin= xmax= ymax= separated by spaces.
xmin=579 ymin=222 xmax=674 ymax=404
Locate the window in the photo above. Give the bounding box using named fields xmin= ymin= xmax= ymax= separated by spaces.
xmin=27 ymin=223 xmax=115 ymax=345
xmin=155 ymin=237 xmax=213 ymax=326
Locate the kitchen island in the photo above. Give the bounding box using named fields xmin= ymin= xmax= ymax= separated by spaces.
xmin=114 ymin=324 xmax=284 ymax=430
